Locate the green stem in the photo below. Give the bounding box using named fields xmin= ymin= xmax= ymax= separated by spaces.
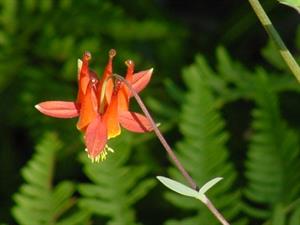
xmin=113 ymin=74 xmax=231 ymax=225
xmin=248 ymin=0 xmax=300 ymax=83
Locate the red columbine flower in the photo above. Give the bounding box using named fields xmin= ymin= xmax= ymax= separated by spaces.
xmin=35 ymin=50 xmax=153 ymax=162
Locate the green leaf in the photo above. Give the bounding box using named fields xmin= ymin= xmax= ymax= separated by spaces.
xmin=165 ymin=54 xmax=244 ymax=225
xmin=12 ymin=133 xmax=90 ymax=225
xmin=272 ymin=204 xmax=286 ymax=225
xmin=157 ymin=176 xmax=199 ymax=199
xmin=158 ymin=176 xmax=224 ymax=204
xmin=244 ymin=71 xmax=300 ymax=219
xmin=278 ymin=0 xmax=300 ymax=12
xmin=79 ymin=135 xmax=154 ymax=225
xmin=289 ymin=207 xmax=300 ymax=225
xmin=56 ymin=210 xmax=90 ymax=225
xmin=199 ymin=177 xmax=223 ymax=195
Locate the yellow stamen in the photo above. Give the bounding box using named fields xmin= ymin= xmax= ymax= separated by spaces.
xmin=88 ymin=145 xmax=114 ymax=163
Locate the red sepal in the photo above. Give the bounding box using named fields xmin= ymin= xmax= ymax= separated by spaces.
xmin=35 ymin=101 xmax=79 ymax=118
xmin=119 ymin=111 xmax=153 ymax=133
xmin=84 ymin=115 xmax=108 ymax=159
xmin=130 ymin=68 xmax=153 ymax=97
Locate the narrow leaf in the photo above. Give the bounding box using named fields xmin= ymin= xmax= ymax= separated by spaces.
xmin=289 ymin=207 xmax=300 ymax=225
xmin=278 ymin=0 xmax=300 ymax=12
xmin=272 ymin=204 xmax=286 ymax=225
xmin=156 ymin=176 xmax=198 ymax=198
xmin=199 ymin=177 xmax=223 ymax=195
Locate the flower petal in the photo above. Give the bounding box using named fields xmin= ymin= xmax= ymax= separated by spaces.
xmin=78 ymin=52 xmax=92 ymax=95
xmin=119 ymin=111 xmax=153 ymax=133
xmin=118 ymin=60 xmax=134 ymax=110
xmin=103 ymin=93 xmax=121 ymax=139
xmin=79 ymin=76 xmax=90 ymax=96
xmin=102 ymin=79 xmax=113 ymax=104
xmin=77 ymin=83 xmax=98 ymax=130
xmin=118 ymin=88 xmax=129 ymax=112
xmin=35 ymin=101 xmax=79 ymax=118
xmin=125 ymin=60 xmax=134 ymax=82
xmin=97 ymin=49 xmax=115 ymax=104
xmin=77 ymin=59 xmax=82 ymax=81
xmin=85 ymin=115 xmax=108 ymax=159
xmin=129 ymin=68 xmax=153 ymax=97
xmin=77 ymin=56 xmax=99 ymax=105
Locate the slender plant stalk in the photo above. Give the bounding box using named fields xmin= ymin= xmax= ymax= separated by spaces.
xmin=248 ymin=0 xmax=300 ymax=83
xmin=205 ymin=197 xmax=230 ymax=225
xmin=114 ymin=74 xmax=231 ymax=225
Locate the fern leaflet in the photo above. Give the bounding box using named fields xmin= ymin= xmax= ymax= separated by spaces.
xmin=12 ymin=132 xmax=90 ymax=225
xmin=78 ymin=134 xmax=155 ymax=225
xmin=165 ymin=56 xmax=246 ymax=225
xmin=244 ymin=70 xmax=300 ymax=220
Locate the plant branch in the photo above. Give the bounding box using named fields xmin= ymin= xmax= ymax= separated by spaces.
xmin=114 ymin=74 xmax=197 ymax=189
xmin=114 ymin=74 xmax=231 ymax=225
xmin=248 ymin=0 xmax=300 ymax=83
xmin=204 ymin=196 xmax=230 ymax=225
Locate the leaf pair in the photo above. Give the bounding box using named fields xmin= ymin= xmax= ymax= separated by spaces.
xmin=157 ymin=176 xmax=223 ymax=204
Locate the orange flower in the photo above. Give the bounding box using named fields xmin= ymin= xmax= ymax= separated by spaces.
xmin=35 ymin=50 xmax=153 ymax=162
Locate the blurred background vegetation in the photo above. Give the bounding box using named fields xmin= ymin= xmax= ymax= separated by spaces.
xmin=1 ymin=0 xmax=300 ymax=224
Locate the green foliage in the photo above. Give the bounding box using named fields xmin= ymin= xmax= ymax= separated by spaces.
xmin=158 ymin=47 xmax=300 ymax=224
xmin=198 ymin=47 xmax=300 ymax=104
xmin=12 ymin=132 xmax=90 ymax=225
xmin=243 ymin=70 xmax=300 ymax=219
xmin=78 ymin=134 xmax=156 ymax=225
xmin=157 ymin=176 xmax=223 ymax=203
xmin=262 ymin=41 xmax=287 ymax=71
xmin=164 ymin=57 xmax=245 ymax=225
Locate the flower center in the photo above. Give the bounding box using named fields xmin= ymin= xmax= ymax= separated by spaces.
xmin=87 ymin=145 xmax=114 ymax=163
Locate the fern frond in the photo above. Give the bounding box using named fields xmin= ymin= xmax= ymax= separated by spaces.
xmin=12 ymin=132 xmax=90 ymax=225
xmin=197 ymin=47 xmax=300 ymax=105
xmin=165 ymin=56 xmax=245 ymax=225
xmin=78 ymin=134 xmax=155 ymax=225
xmin=244 ymin=70 xmax=300 ymax=219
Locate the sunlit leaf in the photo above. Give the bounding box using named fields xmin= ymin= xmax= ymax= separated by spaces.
xmin=198 ymin=177 xmax=223 ymax=195
xmin=278 ymin=0 xmax=300 ymax=12
xmin=157 ymin=176 xmax=199 ymax=199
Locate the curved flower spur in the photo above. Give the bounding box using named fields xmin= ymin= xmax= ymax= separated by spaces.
xmin=35 ymin=50 xmax=154 ymax=162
